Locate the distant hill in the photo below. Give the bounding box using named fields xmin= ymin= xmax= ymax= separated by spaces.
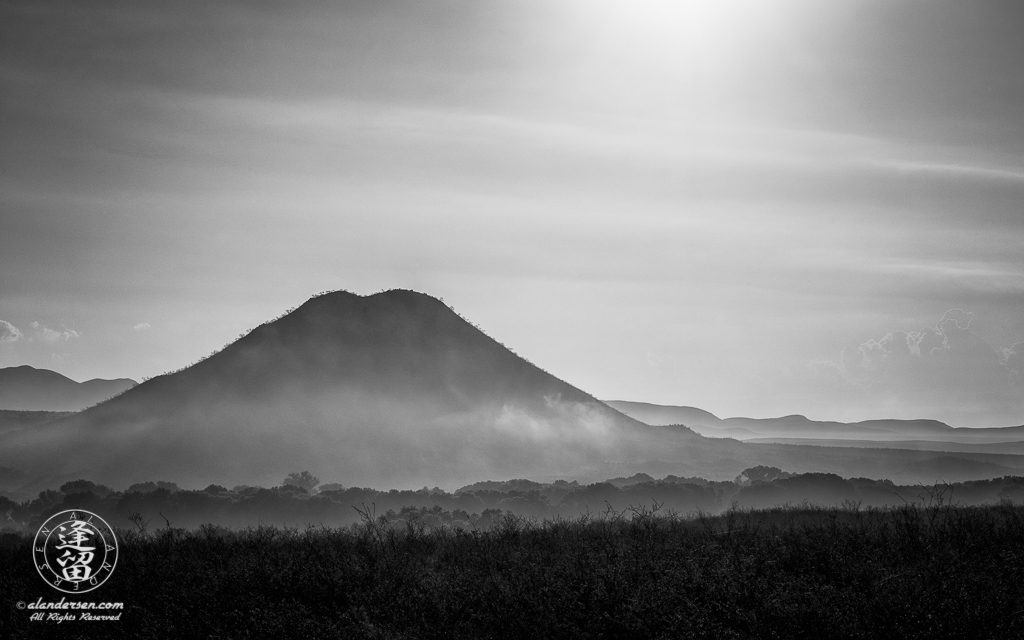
xmin=0 ymin=366 xmax=135 ymax=411
xmin=607 ymin=400 xmax=1024 ymax=444
xmin=0 ymin=290 xmax=696 ymax=491
xmin=743 ymin=437 xmax=1024 ymax=456
xmin=604 ymin=401 xmax=723 ymax=429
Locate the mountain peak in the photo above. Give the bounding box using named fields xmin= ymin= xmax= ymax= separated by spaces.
xmin=192 ymin=286 xmax=556 ymax=405
xmin=301 ymin=288 xmax=446 ymax=313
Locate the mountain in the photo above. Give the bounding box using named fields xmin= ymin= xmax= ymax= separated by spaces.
xmin=0 ymin=366 xmax=136 ymax=411
xmin=3 ymin=292 xmax=1022 ymax=496
xmin=0 ymin=290 xmax=697 ymax=490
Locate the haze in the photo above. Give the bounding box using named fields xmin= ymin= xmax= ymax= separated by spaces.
xmin=1 ymin=0 xmax=1022 ymax=427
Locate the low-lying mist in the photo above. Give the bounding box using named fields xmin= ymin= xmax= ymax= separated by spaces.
xmin=0 ymin=386 xmax=671 ymax=493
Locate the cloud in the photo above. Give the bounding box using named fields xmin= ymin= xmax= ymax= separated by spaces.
xmin=30 ymin=321 xmax=81 ymax=343
xmin=1004 ymin=343 xmax=1024 ymax=381
xmin=133 ymin=323 xmax=151 ymax=331
xmin=810 ymin=310 xmax=1024 ymax=426
xmin=0 ymin=320 xmax=22 ymax=343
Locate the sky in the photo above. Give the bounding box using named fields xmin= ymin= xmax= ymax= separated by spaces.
xmin=1 ymin=0 xmax=1022 ymax=427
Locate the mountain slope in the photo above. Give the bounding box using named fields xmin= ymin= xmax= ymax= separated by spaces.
xmin=0 ymin=290 xmax=693 ymax=490
xmin=0 ymin=366 xmax=136 ymax=411
xmin=0 ymin=409 xmax=75 ymax=436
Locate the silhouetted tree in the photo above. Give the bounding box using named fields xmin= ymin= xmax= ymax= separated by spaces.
xmin=283 ymin=470 xmax=320 ymax=493
xmin=60 ymin=479 xmax=97 ymax=495
xmin=735 ymin=466 xmax=792 ymax=486
xmin=59 ymin=479 xmax=113 ymax=497
xmin=127 ymin=480 xmax=180 ymax=494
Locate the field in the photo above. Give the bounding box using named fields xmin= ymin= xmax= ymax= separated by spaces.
xmin=3 ymin=502 xmax=1023 ymax=639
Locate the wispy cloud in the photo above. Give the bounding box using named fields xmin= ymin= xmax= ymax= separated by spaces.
xmin=133 ymin=322 xmax=151 ymax=331
xmin=30 ymin=321 xmax=81 ymax=343
xmin=875 ymin=159 xmax=1024 ymax=185
xmin=0 ymin=320 xmax=22 ymax=343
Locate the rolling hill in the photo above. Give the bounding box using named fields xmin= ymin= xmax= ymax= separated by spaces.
xmin=0 ymin=365 xmax=135 ymax=411
xmin=607 ymin=400 xmax=1024 ymax=444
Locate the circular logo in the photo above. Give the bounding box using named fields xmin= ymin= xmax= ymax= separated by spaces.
xmin=33 ymin=509 xmax=118 ymax=593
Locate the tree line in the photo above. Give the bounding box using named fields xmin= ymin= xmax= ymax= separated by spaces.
xmin=3 ymin=467 xmax=1024 ymax=531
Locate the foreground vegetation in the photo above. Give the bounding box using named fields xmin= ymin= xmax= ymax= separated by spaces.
xmin=2 ymin=502 xmax=1023 ymax=639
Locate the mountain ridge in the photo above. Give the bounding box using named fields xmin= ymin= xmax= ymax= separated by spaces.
xmin=606 ymin=400 xmax=1024 ymax=443
xmin=0 ymin=365 xmax=136 ymax=411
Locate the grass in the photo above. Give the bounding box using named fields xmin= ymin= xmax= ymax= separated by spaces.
xmin=2 ymin=502 xmax=1023 ymax=639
